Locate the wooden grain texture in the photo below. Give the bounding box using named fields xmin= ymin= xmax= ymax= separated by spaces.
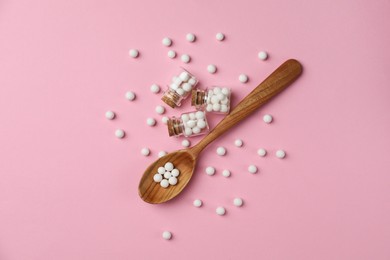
xmin=138 ymin=59 xmax=302 ymax=204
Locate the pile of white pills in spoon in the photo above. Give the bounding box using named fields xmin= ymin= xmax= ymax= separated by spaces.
xmin=153 ymin=162 xmax=180 ymax=188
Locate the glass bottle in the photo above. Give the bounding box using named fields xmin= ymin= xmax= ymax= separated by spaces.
xmin=191 ymin=86 xmax=231 ymax=114
xmin=167 ymin=111 xmax=209 ymax=137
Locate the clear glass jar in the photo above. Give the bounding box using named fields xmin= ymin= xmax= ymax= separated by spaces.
xmin=191 ymin=86 xmax=231 ymax=114
xmin=167 ymin=111 xmax=209 ymax=137
xmin=161 ymin=68 xmax=198 ymax=108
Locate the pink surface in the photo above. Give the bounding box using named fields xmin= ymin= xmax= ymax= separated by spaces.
xmin=1 ymin=0 xmax=390 ymax=259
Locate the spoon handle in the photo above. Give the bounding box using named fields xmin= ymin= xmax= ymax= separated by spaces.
xmin=191 ymin=59 xmax=302 ymax=155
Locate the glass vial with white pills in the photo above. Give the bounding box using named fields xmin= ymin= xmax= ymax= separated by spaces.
xmin=167 ymin=111 xmax=209 ymax=137
xmin=161 ymin=68 xmax=198 ymax=108
xmin=191 ymin=86 xmax=231 ymax=114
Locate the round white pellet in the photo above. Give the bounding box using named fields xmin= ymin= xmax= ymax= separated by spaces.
xmin=216 ymin=207 xmax=226 ymax=216
xmin=181 ymin=54 xmax=191 ymax=63
xmin=164 ymin=162 xmax=174 ymax=171
xmin=171 ymin=168 xmax=180 ymax=177
xmin=162 ymin=231 xmax=172 ymax=240
xmin=179 ymin=71 xmax=190 ymax=81
xmin=221 ymin=87 xmax=230 ymax=95
xmin=189 ymin=113 xmax=196 ymax=120
xmin=276 ymin=149 xmax=286 ymax=159
xmin=129 ymin=49 xmax=139 ymax=58
xmin=217 ymin=93 xmax=225 ymax=101
xmin=158 ymin=166 xmax=166 ymax=174
xmin=153 ymin=174 xmax=163 ymax=182
xmin=167 ymin=50 xmax=176 ymax=58
xmin=158 ymin=151 xmax=167 ymax=158
xmin=115 ymin=129 xmax=125 ymax=139
xmin=216 ymin=33 xmax=225 ymax=41
xmin=212 ymin=103 xmax=221 ymax=111
xmin=160 ymin=179 xmax=169 ymax=188
xmin=192 ymin=127 xmax=201 ymax=134
xmin=239 ymin=74 xmax=249 ymax=83
xmin=181 ymin=114 xmax=190 ymax=122
xmin=174 ymin=77 xmax=183 ymax=85
xmin=205 ymin=166 xmax=215 ymax=176
xmin=141 ymin=148 xmax=150 ymax=156
xmin=206 ymin=104 xmax=213 ymax=112
xmin=197 ymin=119 xmax=206 ymax=129
xmin=211 ymin=95 xmax=219 ymax=104
xmin=182 ymin=83 xmax=192 ymax=92
xmin=216 ymin=146 xmax=226 ymax=156
xmin=207 ymin=64 xmax=217 ymax=74
xmin=105 ymin=111 xmax=115 ymax=120
xmin=161 ymin=116 xmax=169 ymax=124
xmin=263 ymin=114 xmax=273 ymax=124
xmin=220 ymin=105 xmax=228 ymax=113
xmin=182 ymin=139 xmax=191 ymax=147
xmin=186 ymin=33 xmax=196 ymax=42
xmin=155 ymin=105 xmax=165 ymax=115
xmin=184 ymin=127 xmax=193 ymax=136
xmin=195 ymin=111 xmax=205 ymax=119
xmin=193 ymin=199 xmax=202 ymax=207
xmin=164 ymin=171 xmax=172 ymax=179
xmin=186 ymin=120 xmax=196 ymax=128
xmin=162 ymin=37 xmax=172 ymax=46
xmin=125 ymin=91 xmax=136 ymax=101
xmin=188 ymin=77 xmax=196 ymax=85
xmin=176 ymin=88 xmax=185 ymax=96
xmin=150 ymin=84 xmax=160 ymax=94
xmin=146 ymin=117 xmax=156 ymax=126
xmin=233 ymin=198 xmax=243 ymax=207
xmin=213 ymin=87 xmax=221 ymax=94
xmin=258 ymin=51 xmax=268 ymax=60
xmin=257 ymin=148 xmax=267 ymax=157
xmin=234 ymin=139 xmax=243 ymax=147
xmin=248 ymin=165 xmax=258 ymax=174
xmin=222 ymin=169 xmax=231 ymax=177
xmin=168 ymin=176 xmax=178 ymax=185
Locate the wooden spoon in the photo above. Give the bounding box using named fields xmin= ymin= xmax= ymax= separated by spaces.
xmin=138 ymin=59 xmax=303 ymax=204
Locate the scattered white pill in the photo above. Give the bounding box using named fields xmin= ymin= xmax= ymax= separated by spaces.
xmin=216 ymin=207 xmax=226 ymax=216
xmin=146 ymin=118 xmax=156 ymax=126
xmin=182 ymin=139 xmax=191 ymax=147
xmin=233 ymin=198 xmax=243 ymax=207
xmin=105 ymin=111 xmax=115 ymax=120
xmin=162 ymin=231 xmax=172 ymax=240
xmin=207 ymin=64 xmax=217 ymax=74
xmin=193 ymin=199 xmax=202 ymax=207
xmin=164 ymin=162 xmax=174 ymax=171
xmin=129 ymin=49 xmax=139 ymax=58
xmin=258 ymin=51 xmax=268 ymax=60
xmin=167 ymin=50 xmax=176 ymax=59
xmin=257 ymin=148 xmax=267 ymax=157
xmin=125 ymin=91 xmax=136 ymax=101
xmin=248 ymin=165 xmax=258 ymax=174
xmin=234 ymin=139 xmax=243 ymax=147
xmin=168 ymin=176 xmax=178 ymax=185
xmin=216 ymin=146 xmax=226 ymax=156
xmin=150 ymin=84 xmax=160 ymax=94
xmin=162 ymin=37 xmax=172 ymax=47
xmin=216 ymin=33 xmax=225 ymax=41
xmin=141 ymin=148 xmax=150 ymax=156
xmin=263 ymin=114 xmax=273 ymax=123
xmin=276 ymin=149 xmax=286 ymax=159
xmin=222 ymin=169 xmax=231 ymax=177
xmin=171 ymin=168 xmax=180 ymax=177
xmin=181 ymin=54 xmax=191 ymax=63
xmin=160 ymin=179 xmax=169 ymax=188
xmin=161 ymin=116 xmax=169 ymax=124
xmin=205 ymin=166 xmax=215 ymax=176
xmin=153 ymin=174 xmax=163 ymax=182
xmin=158 ymin=166 xmax=166 ymax=174
xmin=186 ymin=33 xmax=196 ymax=42
xmin=239 ymin=74 xmax=249 ymax=83
xmin=155 ymin=105 xmax=165 ymax=115
xmin=158 ymin=151 xmax=167 ymax=158
xmin=115 ymin=129 xmax=125 ymax=139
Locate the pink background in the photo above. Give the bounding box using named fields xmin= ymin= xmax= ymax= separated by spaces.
xmin=1 ymin=0 xmax=390 ymax=259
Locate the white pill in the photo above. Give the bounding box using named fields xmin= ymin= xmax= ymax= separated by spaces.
xmin=125 ymin=91 xmax=136 ymax=101
xmin=222 ymin=169 xmax=231 ymax=177
xmin=174 ymin=77 xmax=183 ymax=85
xmin=213 ymin=87 xmax=221 ymax=94
xmin=197 ymin=119 xmax=206 ymax=129
xmin=179 ymin=71 xmax=191 ymax=81
xmin=167 ymin=50 xmax=176 ymax=58
xmin=153 ymin=174 xmax=163 ymax=182
xmin=162 ymin=37 xmax=172 ymax=46
xmin=141 ymin=148 xmax=150 ymax=156
xmin=182 ymin=83 xmax=192 ymax=92
xmin=160 ymin=179 xmax=169 ymax=188
xmin=221 ymin=87 xmax=229 ymax=95
xmin=164 ymin=162 xmax=174 ymax=171
xmin=158 ymin=151 xmax=167 ymax=158
xmin=105 ymin=111 xmax=115 ymax=120
xmin=169 ymin=83 xmax=179 ymax=90
xmin=206 ymin=104 xmax=213 ymax=112
xmin=186 ymin=120 xmax=196 ymax=128
xmin=162 ymin=231 xmax=172 ymax=240
xmin=248 ymin=165 xmax=258 ymax=174
xmin=188 ymin=77 xmax=196 ymax=85
xmin=263 ymin=114 xmax=273 ymax=123
xmin=234 ymin=139 xmax=243 ymax=147
xmin=161 ymin=116 xmax=169 ymax=124
xmin=189 ymin=113 xmax=196 ymax=120
xmin=168 ymin=176 xmax=178 ymax=185
xmin=193 ymin=199 xmax=202 ymax=207
xmin=164 ymin=171 xmax=172 ymax=179
xmin=216 ymin=207 xmax=226 ymax=215
xmin=150 ymin=84 xmax=160 ymax=93
xmin=184 ymin=127 xmax=193 ymax=136
xmin=146 ymin=118 xmax=156 ymax=126
xmin=220 ymin=105 xmax=228 ymax=113
xmin=182 ymin=139 xmax=191 ymax=147
xmin=195 ymin=111 xmax=205 ymax=119
xmin=217 ymin=93 xmax=225 ymax=101
xmin=155 ymin=105 xmax=165 ymax=114
xmin=257 ymin=148 xmax=267 ymax=157
xmin=276 ymin=149 xmax=286 ymax=159
xmin=181 ymin=54 xmax=191 ymax=63
xmin=216 ymin=33 xmax=225 ymax=41
xmin=192 ymin=127 xmax=201 ymax=134
xmin=211 ymin=95 xmax=219 ymax=104
xmin=239 ymin=74 xmax=249 ymax=83
xmin=207 ymin=64 xmax=217 ymax=74
xmin=158 ymin=167 xmax=166 ymax=174
xmin=212 ymin=103 xmax=221 ymax=111
xmin=171 ymin=168 xmax=180 ymax=177
xmin=129 ymin=49 xmax=139 ymax=58
xmin=115 ymin=129 xmax=125 ymax=138
xmin=186 ymin=33 xmax=196 ymax=42
xmin=181 ymin=114 xmax=190 ymax=121
xmin=233 ymin=198 xmax=243 ymax=207
xmin=220 ymin=98 xmax=229 ymax=105
xmin=216 ymin=146 xmax=226 ymax=156
xmin=205 ymin=166 xmax=215 ymax=176
xmin=176 ymin=88 xmax=185 ymax=96
xmin=258 ymin=51 xmax=268 ymax=60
